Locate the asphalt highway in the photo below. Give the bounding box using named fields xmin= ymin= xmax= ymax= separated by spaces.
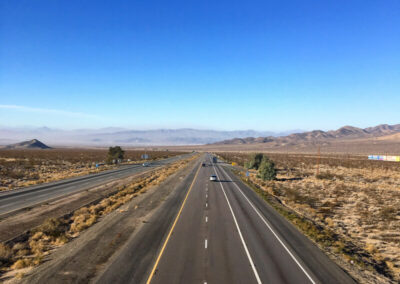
xmin=0 ymin=154 xmax=189 ymax=217
xmin=96 ymin=154 xmax=355 ymax=284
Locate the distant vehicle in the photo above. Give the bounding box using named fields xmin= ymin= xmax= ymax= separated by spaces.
xmin=212 ymin=157 xmax=217 ymax=163
xmin=202 ymin=163 xmax=206 ymax=167
xmin=209 ymin=175 xmax=217 ymax=181
xmin=142 ymin=163 xmax=149 ymax=167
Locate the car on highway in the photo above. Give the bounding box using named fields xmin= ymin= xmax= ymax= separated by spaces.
xmin=209 ymin=175 xmax=217 ymax=181
xmin=142 ymin=163 xmax=149 ymax=167
xmin=202 ymin=163 xmax=206 ymax=167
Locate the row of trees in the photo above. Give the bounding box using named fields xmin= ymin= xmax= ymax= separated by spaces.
xmin=245 ymin=153 xmax=276 ymax=181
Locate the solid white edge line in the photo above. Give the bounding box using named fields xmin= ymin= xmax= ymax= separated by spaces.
xmin=218 ymin=166 xmax=316 ymax=284
xmin=213 ymin=164 xmax=262 ymax=284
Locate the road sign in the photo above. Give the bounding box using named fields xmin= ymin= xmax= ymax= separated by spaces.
xmin=246 ymin=171 xmax=250 ymax=177
xmin=141 ymin=154 xmax=149 ymax=159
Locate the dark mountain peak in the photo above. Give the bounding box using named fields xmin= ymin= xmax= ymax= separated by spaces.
xmin=5 ymin=139 xmax=51 ymax=149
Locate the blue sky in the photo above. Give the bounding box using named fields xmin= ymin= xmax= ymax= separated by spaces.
xmin=1 ymin=0 xmax=399 ymax=131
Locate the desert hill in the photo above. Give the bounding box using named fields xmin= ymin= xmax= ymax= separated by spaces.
xmin=5 ymin=139 xmax=51 ymax=149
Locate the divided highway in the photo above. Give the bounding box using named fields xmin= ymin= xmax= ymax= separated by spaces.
xmin=0 ymin=154 xmax=190 ymax=217
xmin=96 ymin=154 xmax=355 ymax=284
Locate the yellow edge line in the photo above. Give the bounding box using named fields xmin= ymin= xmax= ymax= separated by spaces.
xmin=146 ymin=161 xmax=202 ymax=284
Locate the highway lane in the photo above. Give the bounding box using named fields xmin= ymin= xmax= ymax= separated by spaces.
xmin=213 ymin=163 xmax=354 ymax=284
xmin=0 ymin=154 xmax=190 ymax=217
xmin=97 ymin=153 xmax=355 ymax=284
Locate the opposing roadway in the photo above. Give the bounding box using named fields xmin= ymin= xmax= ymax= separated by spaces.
xmin=0 ymin=154 xmax=190 ymax=217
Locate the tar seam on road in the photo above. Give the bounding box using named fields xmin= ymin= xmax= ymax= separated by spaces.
xmin=145 ymin=162 xmax=202 ymax=284
xmin=218 ymin=166 xmax=316 ymax=284
xmin=212 ymin=162 xmax=262 ymax=284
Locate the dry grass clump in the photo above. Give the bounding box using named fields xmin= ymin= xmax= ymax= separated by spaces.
xmin=0 ymin=243 xmax=12 ymax=266
xmin=0 ymin=154 xmax=198 ymax=279
xmin=0 ymin=149 xmax=185 ymax=191
xmin=222 ymin=152 xmax=400 ymax=283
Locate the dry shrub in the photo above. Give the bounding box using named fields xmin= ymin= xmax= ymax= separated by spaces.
xmin=365 ymin=243 xmax=379 ymax=255
xmin=0 ymin=243 xmax=12 ymax=264
xmin=15 ymin=272 xmax=25 ymax=279
xmin=34 ymin=218 xmax=65 ymax=238
xmin=325 ymin=217 xmax=335 ymax=227
xmin=316 ymin=171 xmax=343 ymax=180
xmin=70 ymin=213 xmax=97 ymax=233
xmin=53 ymin=235 xmax=69 ymax=246
xmin=16 ymin=249 xmax=30 ymax=257
xmin=379 ymin=206 xmax=397 ymax=221
xmin=29 ymin=239 xmax=45 ymax=255
xmin=30 ymin=232 xmax=44 ymax=241
xmin=12 ymin=242 xmax=26 ymax=252
xmin=11 ymin=258 xmax=31 ymax=269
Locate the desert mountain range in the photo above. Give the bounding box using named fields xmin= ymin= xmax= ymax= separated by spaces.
xmin=198 ymin=124 xmax=400 ymax=155
xmin=215 ymin=124 xmax=400 ymax=145
xmin=1 ymin=124 xmax=399 ymax=154
xmin=0 ymin=127 xmax=299 ymax=146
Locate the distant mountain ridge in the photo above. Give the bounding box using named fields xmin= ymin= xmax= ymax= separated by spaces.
xmin=0 ymin=127 xmax=301 ymax=146
xmin=214 ymin=124 xmax=400 ymax=145
xmin=5 ymin=139 xmax=51 ymax=149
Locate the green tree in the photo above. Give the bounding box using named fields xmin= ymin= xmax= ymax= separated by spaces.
xmin=106 ymin=146 xmax=125 ymax=164
xmin=245 ymin=153 xmax=264 ymax=170
xmin=257 ymin=156 xmax=276 ymax=181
